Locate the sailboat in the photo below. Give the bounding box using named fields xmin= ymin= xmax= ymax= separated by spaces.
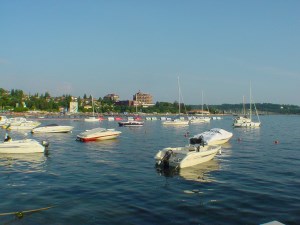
xmin=163 ymin=77 xmax=189 ymax=126
xmin=233 ymin=84 xmax=261 ymax=127
xmin=190 ymin=91 xmax=211 ymax=124
xmin=84 ymin=96 xmax=100 ymax=122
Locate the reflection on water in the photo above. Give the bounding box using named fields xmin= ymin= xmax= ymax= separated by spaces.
xmin=156 ymin=159 xmax=220 ymax=182
xmin=81 ymin=138 xmax=121 ymax=151
xmin=179 ymin=160 xmax=220 ymax=182
xmin=220 ymin=142 xmax=232 ymax=149
xmin=0 ymin=153 xmax=47 ymax=172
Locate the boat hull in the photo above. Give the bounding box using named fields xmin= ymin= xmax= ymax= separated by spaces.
xmin=118 ymin=122 xmax=144 ymax=127
xmin=162 ymin=120 xmax=189 ymax=126
xmin=32 ymin=125 xmax=74 ymax=133
xmin=233 ymin=122 xmax=261 ymax=127
xmin=76 ymin=128 xmax=121 ymax=142
xmin=155 ymin=145 xmax=221 ymax=169
xmin=84 ymin=117 xmax=100 ymax=122
xmin=0 ymin=139 xmax=45 ymax=154
xmin=77 ymin=133 xmax=121 ymax=142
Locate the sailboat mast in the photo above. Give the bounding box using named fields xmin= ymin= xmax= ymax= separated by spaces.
xmin=202 ymin=90 xmax=204 ymax=116
xmin=178 ymin=76 xmax=181 ymax=115
xmin=243 ymin=96 xmax=245 ymax=116
xmin=92 ymin=96 xmax=95 ymax=117
xmin=249 ymin=82 xmax=252 ymax=120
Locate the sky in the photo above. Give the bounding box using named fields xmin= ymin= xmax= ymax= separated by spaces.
xmin=1 ymin=0 xmax=300 ymax=105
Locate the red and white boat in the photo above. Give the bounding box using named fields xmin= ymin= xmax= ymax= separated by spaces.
xmin=76 ymin=127 xmax=121 ymax=142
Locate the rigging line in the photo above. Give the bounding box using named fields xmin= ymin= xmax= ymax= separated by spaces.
xmin=0 ymin=205 xmax=54 ymax=218
xmin=252 ymin=98 xmax=261 ymax=123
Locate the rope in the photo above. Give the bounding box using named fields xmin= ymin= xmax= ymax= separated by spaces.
xmin=0 ymin=205 xmax=54 ymax=219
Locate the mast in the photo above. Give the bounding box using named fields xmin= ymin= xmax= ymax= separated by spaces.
xmin=249 ymin=82 xmax=252 ymax=121
xmin=201 ymin=90 xmax=204 ymax=116
xmin=92 ymin=96 xmax=95 ymax=117
xmin=178 ymin=76 xmax=181 ymax=115
xmin=242 ymin=96 xmax=246 ymax=116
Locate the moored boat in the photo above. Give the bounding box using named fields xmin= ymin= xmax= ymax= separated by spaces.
xmin=233 ymin=84 xmax=261 ymax=127
xmin=0 ymin=138 xmax=49 ymax=154
xmin=189 ymin=116 xmax=210 ymax=124
xmin=155 ymin=136 xmax=221 ymax=169
xmin=162 ymin=118 xmax=189 ymax=126
xmin=192 ymin=128 xmax=233 ymax=145
xmin=76 ymin=127 xmax=122 ymax=142
xmin=118 ymin=121 xmax=144 ymax=127
xmin=84 ymin=116 xmax=100 ymax=122
xmin=4 ymin=121 xmax=41 ymax=130
xmin=32 ymin=124 xmax=74 ymax=133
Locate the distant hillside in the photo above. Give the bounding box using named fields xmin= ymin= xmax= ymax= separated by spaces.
xmin=190 ymin=103 xmax=300 ymax=115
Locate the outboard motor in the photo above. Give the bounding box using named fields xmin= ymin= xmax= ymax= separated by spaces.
xmin=42 ymin=140 xmax=50 ymax=148
xmin=159 ymin=150 xmax=173 ymax=168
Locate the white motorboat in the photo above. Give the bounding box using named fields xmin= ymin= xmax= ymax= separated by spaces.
xmin=155 ymin=137 xmax=221 ymax=169
xmin=76 ymin=127 xmax=122 ymax=142
xmin=162 ymin=118 xmax=189 ymax=126
xmin=189 ymin=116 xmax=210 ymax=124
xmin=4 ymin=120 xmax=41 ymax=130
xmin=84 ymin=116 xmax=100 ymax=122
xmin=3 ymin=117 xmax=27 ymax=126
xmin=192 ymin=128 xmax=233 ymax=145
xmin=118 ymin=121 xmax=144 ymax=127
xmin=32 ymin=124 xmax=74 ymax=133
xmin=0 ymin=138 xmax=49 ymax=154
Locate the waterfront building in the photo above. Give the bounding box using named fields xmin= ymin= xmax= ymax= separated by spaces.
xmin=133 ymin=91 xmax=154 ymax=107
xmin=69 ymin=101 xmax=78 ymax=113
xmin=104 ymin=93 xmax=119 ymax=102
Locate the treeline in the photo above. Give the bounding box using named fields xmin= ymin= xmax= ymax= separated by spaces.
xmin=199 ymin=103 xmax=300 ymax=115
xmin=0 ymin=88 xmax=192 ymax=114
xmin=0 ymin=88 xmax=299 ymax=114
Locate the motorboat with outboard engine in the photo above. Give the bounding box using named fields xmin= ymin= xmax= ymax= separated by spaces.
xmin=0 ymin=134 xmax=49 ymax=153
xmin=155 ymin=136 xmax=221 ymax=169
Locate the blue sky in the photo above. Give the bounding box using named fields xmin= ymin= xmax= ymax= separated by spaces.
xmin=1 ymin=0 xmax=299 ymax=105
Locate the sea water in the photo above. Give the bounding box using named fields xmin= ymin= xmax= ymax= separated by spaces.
xmin=0 ymin=115 xmax=299 ymax=225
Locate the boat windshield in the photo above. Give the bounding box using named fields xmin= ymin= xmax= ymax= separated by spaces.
xmin=189 ymin=136 xmax=204 ymax=146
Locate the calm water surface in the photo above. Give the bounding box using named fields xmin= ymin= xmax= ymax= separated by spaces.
xmin=0 ymin=115 xmax=299 ymax=225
